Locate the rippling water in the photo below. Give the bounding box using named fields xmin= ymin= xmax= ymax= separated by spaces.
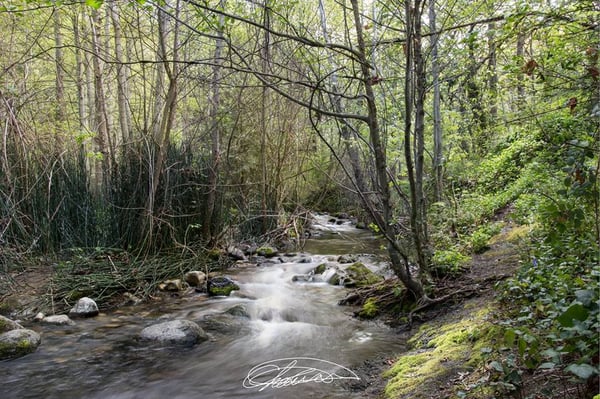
xmin=1 ymin=215 xmax=404 ymax=399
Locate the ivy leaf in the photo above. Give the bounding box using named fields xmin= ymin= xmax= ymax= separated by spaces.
xmin=557 ymin=303 xmax=589 ymax=327
xmin=565 ymin=363 xmax=597 ymax=380
xmin=574 ymin=290 xmax=595 ymax=307
xmin=85 ymin=0 xmax=103 ymax=9
xmin=489 ymin=361 xmax=504 ymax=372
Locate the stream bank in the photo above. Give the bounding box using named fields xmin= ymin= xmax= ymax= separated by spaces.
xmin=0 ymin=214 xmax=404 ymax=399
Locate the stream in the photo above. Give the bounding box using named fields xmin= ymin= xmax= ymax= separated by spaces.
xmin=1 ymin=215 xmax=405 ymax=399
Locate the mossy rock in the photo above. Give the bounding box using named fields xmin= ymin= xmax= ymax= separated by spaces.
xmin=313 ymin=263 xmax=328 ymax=275
xmin=0 ymin=329 xmax=41 ymax=360
xmin=346 ymin=262 xmax=383 ymax=287
xmin=257 ymin=246 xmax=278 ymax=258
xmin=328 ymin=273 xmax=341 ymax=286
xmin=0 ymin=315 xmax=22 ymax=334
xmin=207 ymin=277 xmax=240 ymax=297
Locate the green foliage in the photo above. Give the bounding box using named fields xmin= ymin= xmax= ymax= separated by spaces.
xmin=359 ymin=297 xmax=379 ymax=318
xmin=465 ymin=223 xmax=502 ymax=254
xmin=432 ymin=249 xmax=470 ymax=277
xmin=498 ymin=236 xmax=599 ymax=386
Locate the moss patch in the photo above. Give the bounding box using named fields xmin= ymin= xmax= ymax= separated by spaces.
xmin=359 ymin=297 xmax=379 ymax=318
xmin=257 ymin=246 xmax=277 ymax=258
xmin=313 ymin=263 xmax=327 ymax=275
xmin=346 ymin=262 xmax=383 ymax=287
xmin=384 ymin=304 xmax=501 ymax=398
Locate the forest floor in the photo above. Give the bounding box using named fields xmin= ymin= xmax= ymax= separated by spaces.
xmin=349 ymin=218 xmax=530 ymax=399
xmin=353 ymin=216 xmax=596 ymax=399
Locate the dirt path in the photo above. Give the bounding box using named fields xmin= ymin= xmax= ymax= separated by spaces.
xmin=351 ymin=222 xmax=530 ymax=399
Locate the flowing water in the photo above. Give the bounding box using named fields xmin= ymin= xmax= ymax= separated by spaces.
xmin=1 ymin=215 xmax=405 ymax=399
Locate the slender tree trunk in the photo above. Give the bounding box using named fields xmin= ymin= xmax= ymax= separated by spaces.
xmin=203 ymin=0 xmax=226 ymax=242
xmin=405 ymin=0 xmax=431 ymax=279
xmin=317 ymin=0 xmax=377 ymax=221
xmin=260 ymin=0 xmax=271 ymax=235
xmin=109 ymin=0 xmax=132 ymax=145
xmin=90 ymin=8 xmax=113 ymax=192
xmin=350 ymin=0 xmax=426 ymax=300
xmin=516 ymin=31 xmax=526 ymax=107
xmin=487 ymin=21 xmax=498 ymax=121
xmin=144 ymin=1 xmax=181 ymax=248
xmin=429 ymin=0 xmax=443 ymax=203
xmin=53 ymin=2 xmax=66 ymax=125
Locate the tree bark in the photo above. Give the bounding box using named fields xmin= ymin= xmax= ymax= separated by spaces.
xmin=109 ymin=0 xmax=132 ymax=145
xmin=429 ymin=0 xmax=443 ymax=203
xmin=143 ymin=0 xmax=181 ymax=248
xmin=349 ymin=0 xmax=426 ymax=300
xmin=90 ymin=8 xmax=113 ymax=193
xmin=203 ymin=0 xmax=226 ymax=242
xmin=53 ymin=2 xmax=67 ymax=125
xmin=405 ymin=0 xmax=431 ymax=279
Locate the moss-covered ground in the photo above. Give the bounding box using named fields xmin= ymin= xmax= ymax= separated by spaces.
xmin=380 ymin=222 xmax=526 ymax=399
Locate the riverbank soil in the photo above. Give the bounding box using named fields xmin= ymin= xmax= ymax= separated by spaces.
xmin=367 ymin=222 xmax=597 ymax=399
xmin=0 ymin=256 xmax=53 ymax=318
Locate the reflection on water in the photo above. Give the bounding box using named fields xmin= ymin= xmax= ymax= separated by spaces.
xmin=0 ymin=215 xmax=403 ymax=399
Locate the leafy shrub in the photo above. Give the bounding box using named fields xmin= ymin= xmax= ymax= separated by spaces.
xmin=499 ymin=237 xmax=599 ymax=388
xmin=432 ymin=249 xmax=471 ymax=277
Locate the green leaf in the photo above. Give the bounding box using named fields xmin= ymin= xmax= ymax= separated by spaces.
xmin=557 ymin=303 xmax=589 ymax=327
xmin=538 ymin=362 xmax=556 ymax=370
xmin=489 ymin=361 xmax=504 ymax=372
xmin=565 ymin=363 xmax=597 ymax=380
xmin=575 ymin=290 xmax=595 ymax=307
xmin=85 ymin=0 xmax=103 ymax=9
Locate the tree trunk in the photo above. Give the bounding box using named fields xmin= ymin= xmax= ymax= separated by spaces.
xmin=90 ymin=8 xmax=113 ymax=193
xmin=143 ymin=1 xmax=181 ymax=248
xmin=487 ymin=21 xmax=498 ymax=122
xmin=203 ymin=0 xmax=226 ymax=242
xmin=259 ymin=0 xmax=271 ymax=235
xmin=404 ymin=0 xmax=431 ymax=279
xmin=53 ymin=2 xmax=67 ymax=125
xmin=349 ymin=0 xmax=426 ymax=300
xmin=317 ymin=0 xmax=378 ymax=223
xmin=516 ymin=31 xmax=526 ymax=107
xmin=109 ymin=0 xmax=132 ymax=145
xmin=429 ymin=0 xmax=443 ymax=203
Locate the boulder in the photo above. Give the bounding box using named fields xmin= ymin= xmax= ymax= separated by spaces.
xmin=0 ymin=328 xmax=41 ymax=360
xmin=201 ymin=313 xmax=246 ymax=334
xmin=337 ymin=254 xmax=358 ymax=264
xmin=140 ymin=319 xmax=208 ymax=346
xmin=313 ymin=263 xmax=328 ymax=275
xmin=256 ymin=246 xmax=278 ymax=258
xmin=227 ymin=246 xmax=246 ymax=261
xmin=345 ymin=262 xmax=383 ymax=287
xmin=41 ymin=315 xmax=75 ymax=326
xmin=291 ymin=275 xmax=310 ymax=282
xmin=158 ymin=279 xmax=183 ymax=292
xmin=184 ymin=271 xmax=206 ymax=287
xmin=224 ymin=304 xmax=250 ymax=318
xmin=207 ymin=277 xmax=240 ymax=297
xmin=69 ymin=297 xmax=99 ymax=318
xmin=0 ymin=315 xmax=23 ymax=333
